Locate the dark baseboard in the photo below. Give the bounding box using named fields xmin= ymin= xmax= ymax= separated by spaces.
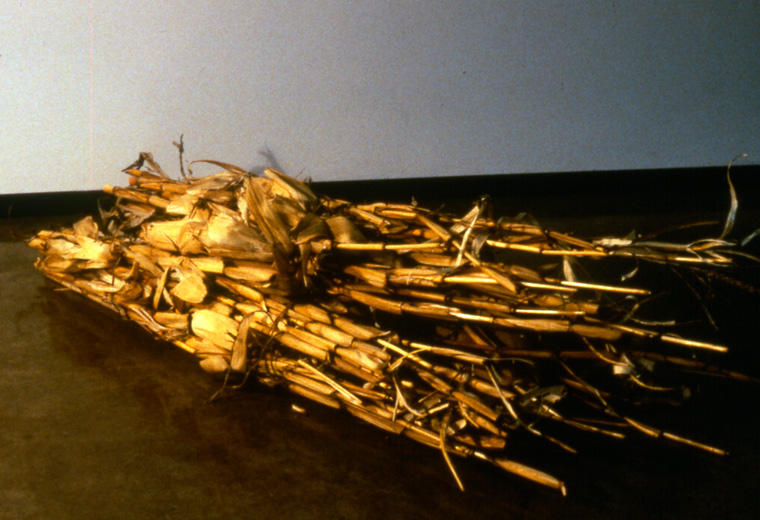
xmin=2 ymin=165 xmax=757 ymax=222
xmin=314 ymin=164 xmax=759 ymax=217
xmin=1 ymin=190 xmax=104 ymax=219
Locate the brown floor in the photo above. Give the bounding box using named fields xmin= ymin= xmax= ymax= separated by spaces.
xmin=2 ymin=215 xmax=759 ymax=520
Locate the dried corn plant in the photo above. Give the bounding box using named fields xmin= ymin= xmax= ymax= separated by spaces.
xmin=28 ymin=151 xmax=759 ymax=495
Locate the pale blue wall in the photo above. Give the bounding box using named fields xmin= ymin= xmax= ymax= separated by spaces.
xmin=1 ymin=1 xmax=758 ymax=193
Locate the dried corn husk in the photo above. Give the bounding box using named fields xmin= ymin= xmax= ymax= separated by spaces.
xmin=29 ymin=151 xmax=760 ymax=495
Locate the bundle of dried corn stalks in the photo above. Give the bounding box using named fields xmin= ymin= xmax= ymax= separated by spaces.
xmin=28 ymin=152 xmax=759 ymax=494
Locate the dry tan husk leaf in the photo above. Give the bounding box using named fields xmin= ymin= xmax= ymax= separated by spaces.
xmin=199 ymin=355 xmax=231 ymax=374
xmin=191 ymin=309 xmax=238 ymax=351
xmin=141 ymin=218 xmax=206 ymax=254
xmin=154 ymin=312 xmax=189 ymax=329
xmin=72 ymin=216 xmax=100 ymax=238
xmin=170 ymin=266 xmax=207 ymax=304
xmin=200 ymin=213 xmax=270 ymax=253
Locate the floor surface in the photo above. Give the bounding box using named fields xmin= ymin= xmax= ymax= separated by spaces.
xmin=2 ymin=215 xmax=759 ymax=520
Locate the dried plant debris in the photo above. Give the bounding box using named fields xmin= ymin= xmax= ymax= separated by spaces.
xmin=28 ymin=152 xmax=760 ymax=495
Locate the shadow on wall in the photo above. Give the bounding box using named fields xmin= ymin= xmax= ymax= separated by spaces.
xmin=246 ymin=147 xmax=287 ymax=176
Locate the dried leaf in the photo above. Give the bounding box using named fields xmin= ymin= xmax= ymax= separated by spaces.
xmin=231 ymin=313 xmax=256 ymax=372
xmin=191 ymin=309 xmax=238 ymax=351
xmin=122 ymin=152 xmax=168 ymax=178
xmin=562 ymin=256 xmax=577 ymax=282
xmin=741 ymin=228 xmax=760 ymax=247
xmin=190 ymin=159 xmax=250 ymax=178
xmin=293 ymin=213 xmax=330 ymax=245
xmin=72 ymin=216 xmax=100 ymax=238
xmin=199 ymin=355 xmax=230 ymax=374
xmin=72 ymin=236 xmax=114 ymax=265
xmin=170 ymin=267 xmax=207 ymax=304
xmin=244 ymin=177 xmax=294 ymax=253
xmin=223 ymin=262 xmax=278 ymax=284
xmin=118 ymin=201 xmax=156 ymax=228
xmin=165 ymin=193 xmax=199 ymax=216
xmin=720 ymin=153 xmax=747 ymax=239
xmin=200 ymin=213 xmax=270 ymax=253
xmin=326 ymin=216 xmax=366 ymax=244
xmin=141 ymin=218 xmax=206 ymax=255
xmin=263 ymin=167 xmax=317 ymax=210
xmin=154 ymin=312 xmax=189 ymax=329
